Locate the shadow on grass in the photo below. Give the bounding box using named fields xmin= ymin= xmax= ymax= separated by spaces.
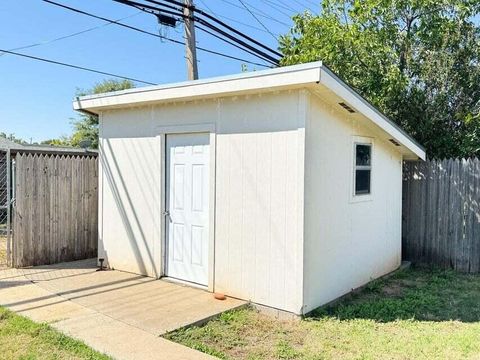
xmin=306 ymin=265 xmax=480 ymax=323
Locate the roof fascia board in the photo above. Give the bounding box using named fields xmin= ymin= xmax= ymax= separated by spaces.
xmin=72 ymin=60 xmax=425 ymax=160
xmin=74 ymin=62 xmax=323 ymax=112
xmin=319 ymin=67 xmax=426 ymax=160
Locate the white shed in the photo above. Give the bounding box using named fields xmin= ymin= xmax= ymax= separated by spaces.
xmin=74 ymin=62 xmax=425 ymax=316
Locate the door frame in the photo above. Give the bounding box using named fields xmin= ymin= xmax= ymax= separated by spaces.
xmin=156 ymin=123 xmax=216 ymax=292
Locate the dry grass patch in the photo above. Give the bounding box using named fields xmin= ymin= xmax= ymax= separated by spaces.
xmin=0 ymin=236 xmax=6 ymax=267
xmin=165 ymin=267 xmax=480 ymax=359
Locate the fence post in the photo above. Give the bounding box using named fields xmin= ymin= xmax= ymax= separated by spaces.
xmin=6 ymin=149 xmax=11 ymax=267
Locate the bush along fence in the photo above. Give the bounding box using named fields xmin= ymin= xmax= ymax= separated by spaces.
xmin=402 ymin=158 xmax=480 ymax=273
xmin=13 ymin=153 xmax=98 ymax=267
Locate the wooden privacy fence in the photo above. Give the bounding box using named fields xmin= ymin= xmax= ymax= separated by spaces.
xmin=402 ymin=158 xmax=480 ymax=273
xmin=13 ymin=153 xmax=98 ymax=267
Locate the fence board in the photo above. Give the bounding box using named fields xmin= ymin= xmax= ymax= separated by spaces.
xmin=13 ymin=153 xmax=98 ymax=267
xmin=403 ymin=158 xmax=480 ymax=273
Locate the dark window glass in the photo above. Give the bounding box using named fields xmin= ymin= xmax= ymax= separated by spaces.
xmin=356 ymin=145 xmax=371 ymax=166
xmin=355 ymin=169 xmax=371 ymax=194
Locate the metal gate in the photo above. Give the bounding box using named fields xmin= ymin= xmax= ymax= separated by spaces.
xmin=0 ymin=149 xmax=12 ymax=267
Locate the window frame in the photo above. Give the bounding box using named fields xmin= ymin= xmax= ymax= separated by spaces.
xmin=351 ymin=137 xmax=374 ymax=202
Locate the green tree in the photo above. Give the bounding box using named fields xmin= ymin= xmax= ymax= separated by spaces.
xmin=0 ymin=132 xmax=29 ymax=145
xmin=70 ymin=79 xmax=135 ymax=149
xmin=41 ymin=136 xmax=71 ymax=147
xmin=280 ymin=0 xmax=480 ymax=158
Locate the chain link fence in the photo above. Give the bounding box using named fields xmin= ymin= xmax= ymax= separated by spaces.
xmin=0 ymin=150 xmax=10 ymax=267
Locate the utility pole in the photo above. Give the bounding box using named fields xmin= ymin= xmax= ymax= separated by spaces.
xmin=184 ymin=0 xmax=198 ymax=80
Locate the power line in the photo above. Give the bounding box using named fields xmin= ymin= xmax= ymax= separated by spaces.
xmin=114 ymin=0 xmax=281 ymax=63
xmin=262 ymin=0 xmax=315 ymax=14
xmin=114 ymin=0 xmax=279 ymax=63
xmin=42 ymin=0 xmax=183 ymax=45
xmin=207 ymin=0 xmax=292 ymax=28
xmin=291 ymin=0 xmax=317 ymax=12
xmin=239 ymin=0 xmax=291 ymax=20
xmin=195 ymin=25 xmax=275 ymax=66
xmin=0 ymin=48 xmax=157 ymax=85
xmin=218 ymin=0 xmax=291 ymax=27
xmin=193 ymin=17 xmax=279 ymax=63
xmin=260 ymin=0 xmax=297 ymax=13
xmin=196 ymin=37 xmax=271 ymax=67
xmin=237 ymin=0 xmax=278 ymax=41
xmin=42 ymin=0 xmax=272 ymax=67
xmin=141 ymin=0 xmax=282 ymax=57
xmin=197 ymin=0 xmax=277 ymax=36
xmin=254 ymin=0 xmax=291 ymax=18
xmin=301 ymin=0 xmax=320 ymax=7
xmin=0 ymin=12 xmax=141 ymax=57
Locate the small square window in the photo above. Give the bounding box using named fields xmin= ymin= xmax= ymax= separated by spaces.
xmin=354 ymin=144 xmax=371 ymax=195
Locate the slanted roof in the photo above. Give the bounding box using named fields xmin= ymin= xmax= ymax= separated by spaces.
xmin=0 ymin=137 xmax=20 ymax=150
xmin=73 ymin=61 xmax=425 ymax=160
xmin=0 ymin=137 xmax=96 ymax=156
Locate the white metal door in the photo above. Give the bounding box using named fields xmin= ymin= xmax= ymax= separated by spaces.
xmin=166 ymin=133 xmax=210 ymax=285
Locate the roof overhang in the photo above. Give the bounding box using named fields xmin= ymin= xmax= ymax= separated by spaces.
xmin=73 ymin=61 xmax=425 ymax=160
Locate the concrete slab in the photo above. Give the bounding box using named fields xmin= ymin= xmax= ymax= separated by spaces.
xmin=0 ymin=259 xmax=246 ymax=360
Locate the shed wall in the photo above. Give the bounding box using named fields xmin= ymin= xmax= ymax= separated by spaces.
xmin=303 ymin=94 xmax=403 ymax=313
xmin=99 ymin=90 xmax=305 ymax=313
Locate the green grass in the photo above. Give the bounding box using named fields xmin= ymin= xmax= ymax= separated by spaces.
xmin=164 ymin=267 xmax=480 ymax=359
xmin=0 ymin=307 xmax=112 ymax=360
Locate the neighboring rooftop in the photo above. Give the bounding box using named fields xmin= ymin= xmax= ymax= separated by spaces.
xmin=0 ymin=137 xmax=96 ymax=155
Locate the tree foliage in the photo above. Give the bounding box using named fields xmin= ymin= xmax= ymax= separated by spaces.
xmin=40 ymin=136 xmax=71 ymax=147
xmin=0 ymin=133 xmax=29 ymax=145
xmin=70 ymin=79 xmax=135 ymax=149
xmin=280 ymin=0 xmax=480 ymax=158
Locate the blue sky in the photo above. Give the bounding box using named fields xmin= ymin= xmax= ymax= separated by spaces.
xmin=0 ymin=0 xmax=316 ymax=143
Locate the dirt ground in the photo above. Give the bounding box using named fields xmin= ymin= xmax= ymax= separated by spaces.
xmin=0 ymin=236 xmax=7 ymax=267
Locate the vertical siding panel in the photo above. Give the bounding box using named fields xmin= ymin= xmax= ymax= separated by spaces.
xmin=284 ymin=131 xmax=298 ymax=311
xmin=227 ymin=134 xmax=244 ymax=295
xmin=214 ymin=135 xmax=230 ymax=293
xmin=211 ymin=94 xmax=304 ymax=312
xmin=269 ymin=132 xmax=288 ymax=309
xmin=241 ymin=133 xmax=257 ymax=298
xmin=254 ymin=133 xmax=272 ymax=305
